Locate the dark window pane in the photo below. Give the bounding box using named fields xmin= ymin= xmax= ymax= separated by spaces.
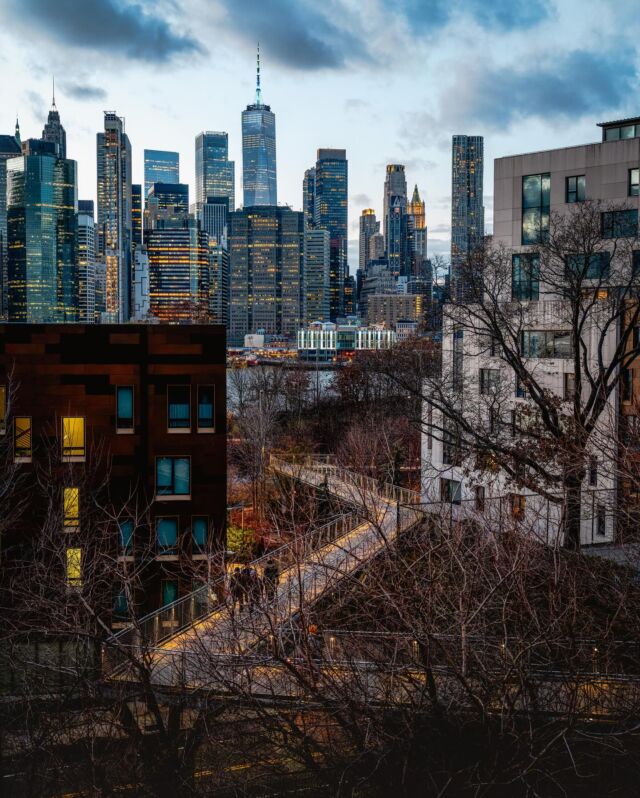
xmin=157 ymin=518 xmax=178 ymax=552
xmin=605 ymin=127 xmax=620 ymax=141
xmin=168 ymin=386 xmax=190 ymax=429
xmin=192 ymin=517 xmax=207 ymax=548
xmin=116 ymin=386 xmax=134 ymax=429
xmin=156 ymin=457 xmax=173 ymax=494
xmin=577 ymin=175 xmax=586 ymax=201
xmin=629 ymin=168 xmax=639 ymax=198
xmin=119 ymin=519 xmax=134 ymax=552
xmin=174 ymin=458 xmax=190 ymax=494
xmin=162 ymin=580 xmax=178 ymax=605
xmin=197 ymin=386 xmax=214 ymax=429
xmin=621 ymin=125 xmax=635 ymax=139
xmin=541 ymin=174 xmax=551 ymax=207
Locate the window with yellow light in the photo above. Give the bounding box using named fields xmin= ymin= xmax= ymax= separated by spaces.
xmin=15 ymin=416 xmax=32 ymax=460
xmin=66 ymin=547 xmax=82 ymax=588
xmin=63 ymin=487 xmax=79 ymax=530
xmin=62 ymin=417 xmax=85 ymax=460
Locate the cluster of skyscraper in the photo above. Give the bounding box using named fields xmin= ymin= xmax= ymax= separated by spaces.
xmin=355 ymin=165 xmax=431 ymax=328
xmin=0 ymin=52 xmax=486 ymax=339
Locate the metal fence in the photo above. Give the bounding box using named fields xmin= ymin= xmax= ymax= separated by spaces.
xmin=102 ymin=512 xmax=360 ymax=677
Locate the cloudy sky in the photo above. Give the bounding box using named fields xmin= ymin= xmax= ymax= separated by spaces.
xmin=1 ymin=0 xmax=638 ymax=269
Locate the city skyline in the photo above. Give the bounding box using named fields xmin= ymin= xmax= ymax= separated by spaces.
xmin=1 ymin=0 xmax=637 ymax=269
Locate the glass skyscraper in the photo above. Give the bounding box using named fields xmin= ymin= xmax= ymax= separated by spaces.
xmin=451 ymin=135 xmax=484 ymax=300
xmin=228 ymin=207 xmax=303 ymax=345
xmin=143 ymin=149 xmax=179 ymax=198
xmin=77 ymin=204 xmax=96 ymax=323
xmin=195 ymin=132 xmax=235 ymax=209
xmin=147 ymin=220 xmax=210 ymax=323
xmin=314 ymin=148 xmax=348 ymax=321
xmin=144 ymin=182 xmax=189 ymax=234
xmin=242 ymin=47 xmax=277 ymax=207
xmin=7 ymin=139 xmax=77 ymax=322
xmin=97 ymin=112 xmax=132 ymax=322
xmin=0 ymin=132 xmax=21 ymax=319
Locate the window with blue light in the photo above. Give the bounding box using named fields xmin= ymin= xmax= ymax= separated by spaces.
xmin=192 ymin=517 xmax=208 ymax=550
xmin=157 ymin=517 xmax=178 ymax=554
xmin=119 ymin=519 xmax=134 ymax=554
xmin=116 ymin=386 xmax=134 ymax=431
xmin=156 ymin=457 xmax=190 ymax=497
xmin=162 ymin=580 xmax=178 ymax=606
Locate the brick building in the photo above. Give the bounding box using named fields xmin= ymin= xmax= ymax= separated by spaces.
xmin=0 ymin=324 xmax=226 ymax=621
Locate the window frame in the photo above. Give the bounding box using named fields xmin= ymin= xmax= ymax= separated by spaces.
xmin=630 ymin=168 xmax=639 ymax=198
xmin=167 ymin=385 xmax=191 ymax=433
xmin=119 ymin=518 xmax=134 ymax=556
xmin=479 ymin=368 xmax=500 ymax=395
xmin=192 ymin=515 xmax=209 ymax=553
xmin=14 ymin=415 xmax=32 ymax=462
xmin=197 ymin=385 xmax=215 ymax=432
xmin=162 ymin=579 xmax=179 ymax=607
xmin=521 ymin=173 xmax=550 ymax=245
xmin=588 ymin=457 xmax=598 ymax=487
xmin=602 ymin=209 xmax=638 ymax=239
xmin=566 ymin=174 xmax=586 ymax=204
xmin=440 ymin=478 xmax=462 ymax=506
xmin=61 ymin=416 xmax=86 ymax=462
xmin=520 ymin=330 xmax=572 ymax=359
xmin=512 ymin=253 xmax=540 ymax=301
xmin=116 ymin=385 xmax=135 ymax=433
xmin=155 ymin=455 xmax=191 ymax=500
xmin=156 ymin=516 xmax=179 ymax=556
xmin=66 ymin=547 xmax=82 ymax=589
xmin=63 ymin=487 xmax=80 ymax=531
xmin=563 ymin=372 xmax=576 ymax=402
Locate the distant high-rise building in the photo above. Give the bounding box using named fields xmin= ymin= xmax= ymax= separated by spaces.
xmin=242 ymin=46 xmax=277 ymax=207
xmin=132 ymin=248 xmax=150 ymax=321
xmin=197 ymin=197 xmax=229 ymax=247
xmin=451 ymin=135 xmax=484 ymax=299
xmin=303 ymin=167 xmax=316 ymax=228
xmin=314 ymin=148 xmax=348 ymax=320
xmin=386 ymin=195 xmax=413 ymax=277
xmin=407 ymin=184 xmax=427 ymax=263
xmin=343 ymin=274 xmax=355 ymax=317
xmin=143 ymin=149 xmax=179 ymax=197
xmin=208 ymin=243 xmax=229 ymax=325
xmin=77 ymin=204 xmax=96 ymax=323
xmin=131 ymin=183 xmax=142 ymax=247
xmin=78 ymin=199 xmax=94 ymax=217
xmin=97 ymin=112 xmax=132 ymax=322
xmin=0 ymin=132 xmax=21 ymax=319
xmin=228 ymin=206 xmax=303 ymax=345
xmin=359 ymin=209 xmax=379 ymax=272
xmin=42 ymin=82 xmax=66 ymax=158
xmin=195 ymin=132 xmax=235 ymax=210
xmin=147 ymin=219 xmax=210 ymax=322
xmin=303 ymin=227 xmax=330 ymax=323
xmin=383 ymin=165 xmax=407 ymax=246
xmin=144 ymin=182 xmax=189 ymax=233
xmin=7 ymin=139 xmax=77 ymax=322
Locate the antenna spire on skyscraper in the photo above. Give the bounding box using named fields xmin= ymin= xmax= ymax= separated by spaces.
xmin=52 ymin=75 xmax=56 ymax=109
xmin=256 ymin=42 xmax=262 ymax=107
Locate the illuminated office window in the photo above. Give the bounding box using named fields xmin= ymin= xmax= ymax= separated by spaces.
xmin=156 ymin=456 xmax=190 ymax=497
xmin=66 ymin=547 xmax=82 ymax=588
xmin=62 ymin=417 xmax=85 ymax=460
xmin=63 ymin=487 xmax=79 ymax=530
xmin=15 ymin=416 xmax=32 ymax=461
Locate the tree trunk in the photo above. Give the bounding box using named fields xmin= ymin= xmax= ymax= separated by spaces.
xmin=563 ymin=477 xmax=582 ymax=551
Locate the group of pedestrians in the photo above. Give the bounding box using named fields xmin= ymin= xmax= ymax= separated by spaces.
xmin=229 ymin=558 xmax=280 ymax=615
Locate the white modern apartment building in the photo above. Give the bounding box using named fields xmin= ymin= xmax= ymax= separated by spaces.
xmin=422 ymin=118 xmax=640 ymax=546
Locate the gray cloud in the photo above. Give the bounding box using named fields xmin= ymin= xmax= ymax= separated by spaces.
xmin=26 ymin=90 xmax=45 ymax=122
xmin=400 ymin=0 xmax=550 ymax=34
xmin=8 ymin=0 xmax=204 ymax=64
xmin=442 ymin=48 xmax=638 ymax=129
xmin=218 ymin=0 xmax=371 ymax=69
xmin=351 ymin=193 xmax=372 ymax=207
xmin=344 ymin=98 xmax=370 ymax=112
xmin=63 ymin=82 xmax=107 ymax=101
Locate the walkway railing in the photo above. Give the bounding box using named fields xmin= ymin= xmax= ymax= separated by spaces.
xmin=103 ymin=512 xmax=358 ymax=677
